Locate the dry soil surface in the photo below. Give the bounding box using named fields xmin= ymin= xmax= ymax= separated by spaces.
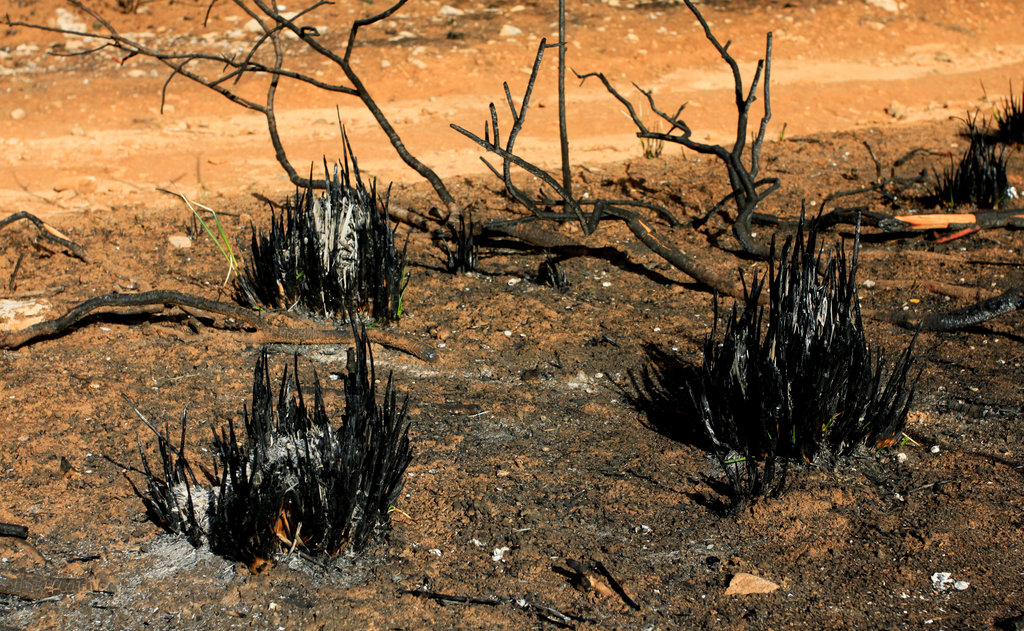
xmin=0 ymin=0 xmax=1023 ymax=629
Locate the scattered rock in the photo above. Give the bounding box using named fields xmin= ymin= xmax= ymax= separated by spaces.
xmin=864 ymin=0 xmax=903 ymax=12
xmin=10 ymin=109 xmax=26 ymax=121
xmin=725 ymin=573 xmax=780 ymax=596
xmin=439 ymin=5 xmax=464 ymax=16
xmin=54 ymin=8 xmax=87 ymax=33
xmin=54 ymin=175 xmax=97 ymax=194
xmin=885 ymin=100 xmax=908 ymax=119
xmin=167 ymin=235 xmax=193 ymax=249
xmin=499 ymin=24 xmax=522 ymax=38
xmin=0 ymin=299 xmax=52 ymax=333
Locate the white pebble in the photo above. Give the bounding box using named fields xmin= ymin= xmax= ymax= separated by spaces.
xmin=930 ymin=445 xmax=940 ymax=454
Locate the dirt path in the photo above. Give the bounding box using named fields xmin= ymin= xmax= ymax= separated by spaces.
xmin=2 ymin=0 xmax=1023 ymax=220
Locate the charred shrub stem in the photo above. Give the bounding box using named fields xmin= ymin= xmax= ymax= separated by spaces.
xmin=685 ymin=219 xmax=917 ymax=509
xmin=440 ymin=211 xmax=478 ymax=274
xmin=994 ymin=80 xmax=1024 ymax=145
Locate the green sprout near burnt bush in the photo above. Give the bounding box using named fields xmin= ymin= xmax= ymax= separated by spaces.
xmin=682 ymin=219 xmax=917 ymax=509
xmin=129 ymin=325 xmax=411 ymax=573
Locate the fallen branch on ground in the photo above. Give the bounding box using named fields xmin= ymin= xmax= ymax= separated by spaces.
xmin=0 ymin=212 xmax=89 ymax=262
xmin=0 ymin=289 xmax=436 ymax=361
xmin=880 ymin=208 xmax=1024 ymax=232
xmin=875 ymin=283 xmax=1024 ymax=331
xmin=402 ymin=590 xmax=596 ymax=628
xmin=0 ymin=523 xmax=28 ymax=539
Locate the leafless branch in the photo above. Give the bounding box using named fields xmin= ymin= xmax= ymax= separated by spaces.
xmin=451 ymin=30 xmax=745 ymax=297
xmin=578 ymin=0 xmax=778 ymax=257
xmin=0 ymin=289 xmax=437 ymax=361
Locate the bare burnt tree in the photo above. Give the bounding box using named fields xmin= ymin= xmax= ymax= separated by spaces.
xmin=577 ymin=0 xmax=777 ymax=258
xmin=451 ymin=14 xmax=747 ymax=298
xmin=5 ymin=0 xmax=457 ymax=220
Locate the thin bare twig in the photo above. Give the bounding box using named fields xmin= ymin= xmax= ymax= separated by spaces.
xmin=578 ymin=0 xmax=778 ymax=257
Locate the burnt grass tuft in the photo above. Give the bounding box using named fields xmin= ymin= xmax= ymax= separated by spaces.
xmin=994 ymin=81 xmax=1024 ymax=145
xmin=237 ymin=144 xmax=407 ymax=324
xmin=680 ymin=219 xmax=917 ymax=509
xmin=440 ymin=211 xmax=478 ymax=274
xmin=933 ymin=114 xmax=1009 ymax=209
xmin=133 ymin=324 xmax=411 ymax=572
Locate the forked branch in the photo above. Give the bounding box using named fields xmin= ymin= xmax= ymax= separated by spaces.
xmin=579 ymin=0 xmax=778 ymax=257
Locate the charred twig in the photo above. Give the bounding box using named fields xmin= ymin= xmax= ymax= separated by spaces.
xmin=579 ymin=0 xmax=778 ymax=257
xmin=881 ymin=283 xmax=1024 ymax=331
xmin=8 ymin=253 xmax=24 ymax=291
xmin=402 ymin=590 xmax=595 ymax=628
xmin=0 ymin=289 xmax=436 ymax=361
xmin=0 ymin=212 xmax=89 ymax=262
xmin=0 ymin=523 xmax=28 ymax=539
xmin=817 ymin=143 xmax=930 ymax=220
xmin=593 ymin=561 xmax=641 ymax=611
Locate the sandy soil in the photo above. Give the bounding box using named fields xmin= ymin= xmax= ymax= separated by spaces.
xmin=0 ymin=0 xmax=1023 ymax=629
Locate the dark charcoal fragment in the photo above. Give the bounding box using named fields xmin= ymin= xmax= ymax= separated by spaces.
xmin=132 ymin=321 xmax=412 ymax=571
xmin=537 ymin=256 xmax=568 ymax=288
xmin=237 ymin=135 xmax=407 ymax=324
xmin=681 ymin=218 xmax=917 ymax=508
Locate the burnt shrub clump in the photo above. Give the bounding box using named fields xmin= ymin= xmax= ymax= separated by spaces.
xmin=133 ymin=325 xmax=411 ymax=572
xmin=237 ymin=143 xmax=407 ymax=324
xmin=933 ymin=115 xmax=1008 ymax=209
xmin=683 ymin=221 xmax=917 ymax=508
xmin=994 ymin=81 xmax=1024 ymax=145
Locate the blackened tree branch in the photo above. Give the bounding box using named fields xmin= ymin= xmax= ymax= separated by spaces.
xmin=578 ymin=0 xmax=778 ymax=257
